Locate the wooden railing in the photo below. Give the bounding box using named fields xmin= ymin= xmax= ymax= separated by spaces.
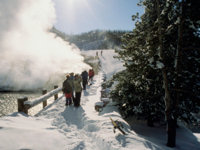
xmin=17 ymin=85 xmax=62 ymax=115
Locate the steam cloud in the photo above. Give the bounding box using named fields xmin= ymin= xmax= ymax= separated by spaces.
xmin=0 ymin=0 xmax=90 ymax=91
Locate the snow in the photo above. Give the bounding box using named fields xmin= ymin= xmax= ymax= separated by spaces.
xmin=82 ymin=50 xmax=125 ymax=80
xmin=156 ymin=61 xmax=164 ymax=69
xmin=95 ymin=101 xmax=104 ymax=107
xmin=0 ymin=49 xmax=200 ymax=150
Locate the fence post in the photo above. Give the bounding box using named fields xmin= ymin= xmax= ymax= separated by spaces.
xmin=42 ymin=90 xmax=47 ymax=108
xmin=54 ymin=85 xmax=59 ymax=100
xmin=17 ymin=97 xmax=28 ymax=114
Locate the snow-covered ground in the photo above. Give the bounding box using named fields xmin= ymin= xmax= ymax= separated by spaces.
xmin=82 ymin=49 xmax=125 ymax=80
xmin=0 ymin=50 xmax=200 ymax=150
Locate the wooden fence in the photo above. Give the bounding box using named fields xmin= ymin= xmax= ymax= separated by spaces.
xmin=17 ymin=85 xmax=62 ymax=115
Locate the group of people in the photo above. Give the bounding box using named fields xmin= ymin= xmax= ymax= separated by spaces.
xmin=62 ymin=69 xmax=95 ymax=107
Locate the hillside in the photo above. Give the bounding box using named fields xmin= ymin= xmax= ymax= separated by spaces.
xmin=51 ymin=27 xmax=128 ymax=50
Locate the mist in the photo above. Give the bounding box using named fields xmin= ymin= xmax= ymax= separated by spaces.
xmin=0 ymin=0 xmax=90 ymax=91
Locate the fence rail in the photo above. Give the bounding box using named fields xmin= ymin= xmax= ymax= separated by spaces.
xmin=17 ymin=85 xmax=62 ymax=115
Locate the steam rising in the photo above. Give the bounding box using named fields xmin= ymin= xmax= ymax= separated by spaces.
xmin=0 ymin=0 xmax=90 ymax=91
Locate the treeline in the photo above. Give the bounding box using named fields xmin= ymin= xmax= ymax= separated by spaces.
xmin=108 ymin=0 xmax=200 ymax=147
xmin=50 ymin=27 xmax=129 ymax=50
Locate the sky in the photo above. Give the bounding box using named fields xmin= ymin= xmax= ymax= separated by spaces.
xmin=0 ymin=50 xmax=200 ymax=150
xmin=52 ymin=0 xmax=144 ymax=34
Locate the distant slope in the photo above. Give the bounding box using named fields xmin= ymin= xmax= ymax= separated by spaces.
xmin=50 ymin=27 xmax=129 ymax=50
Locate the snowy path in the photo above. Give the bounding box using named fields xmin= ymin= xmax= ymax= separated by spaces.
xmin=35 ymin=71 xmax=180 ymax=150
xmin=37 ymin=72 xmax=116 ymax=150
xmin=35 ymin=71 xmax=167 ymax=150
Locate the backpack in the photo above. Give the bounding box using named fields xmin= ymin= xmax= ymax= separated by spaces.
xmin=62 ymin=79 xmax=72 ymax=93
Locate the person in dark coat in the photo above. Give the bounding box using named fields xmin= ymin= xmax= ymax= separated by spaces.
xmin=81 ymin=70 xmax=88 ymax=90
xmin=62 ymin=75 xmax=73 ymax=106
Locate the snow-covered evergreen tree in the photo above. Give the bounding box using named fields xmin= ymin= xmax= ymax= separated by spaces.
xmin=110 ymin=0 xmax=200 ymax=147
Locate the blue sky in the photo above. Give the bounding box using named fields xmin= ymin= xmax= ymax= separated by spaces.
xmin=52 ymin=0 xmax=144 ymax=34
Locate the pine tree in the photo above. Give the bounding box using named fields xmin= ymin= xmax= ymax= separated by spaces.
xmin=111 ymin=0 xmax=200 ymax=147
xmin=112 ymin=0 xmax=166 ymax=123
